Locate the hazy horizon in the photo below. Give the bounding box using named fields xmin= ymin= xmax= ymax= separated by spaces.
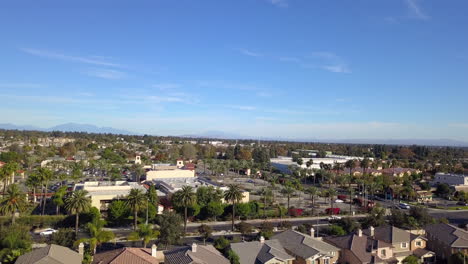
xmin=1 ymin=1 xmax=468 ymax=140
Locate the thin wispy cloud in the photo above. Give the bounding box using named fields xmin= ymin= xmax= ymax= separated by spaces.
xmin=0 ymin=83 xmax=44 ymax=89
xmin=20 ymin=48 xmax=124 ymax=68
xmin=310 ymin=52 xmax=351 ymax=73
xmin=238 ymin=48 xmax=262 ymax=57
xmin=267 ymin=0 xmax=288 ymax=8
xmin=225 ymin=105 xmax=256 ymax=111
xmin=278 ymin=56 xmax=301 ymax=63
xmin=85 ymin=69 xmax=126 ymax=80
xmin=152 ymin=83 xmax=181 ymax=90
xmin=404 ymin=0 xmax=429 ymax=20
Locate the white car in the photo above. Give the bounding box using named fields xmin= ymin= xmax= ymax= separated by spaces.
xmin=327 ymin=216 xmax=342 ymax=221
xmin=40 ymin=228 xmax=58 ymax=236
xmin=399 ymin=203 xmax=410 ymax=209
xmin=334 ymin=199 xmax=344 ymax=203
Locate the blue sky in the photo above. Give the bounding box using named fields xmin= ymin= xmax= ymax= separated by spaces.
xmin=1 ymin=0 xmax=468 ymax=140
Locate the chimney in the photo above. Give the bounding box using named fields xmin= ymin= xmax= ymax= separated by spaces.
xmin=370 ymin=226 xmax=375 ymax=237
xmin=357 ymin=229 xmax=363 ymax=237
xmin=78 ymin=242 xmax=84 ymax=257
xmin=151 ymin=244 xmax=157 ymax=257
xmin=310 ymin=228 xmax=315 ymax=238
xmin=192 ymin=243 xmax=197 ymax=253
xmin=260 ymin=236 xmax=265 ymax=244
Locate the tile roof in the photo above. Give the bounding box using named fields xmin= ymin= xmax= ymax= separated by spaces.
xmin=363 ymin=226 xmax=410 ymax=244
xmin=272 ymin=230 xmax=339 ymax=260
xmin=425 ymin=223 xmax=468 ymax=248
xmin=325 ymin=233 xmax=391 ymax=264
xmin=92 ymin=247 xmax=163 ymax=264
xmin=15 ymin=244 xmax=82 ymax=264
xmin=164 ymin=245 xmax=230 ymax=264
xmin=231 ymin=239 xmax=294 ymax=264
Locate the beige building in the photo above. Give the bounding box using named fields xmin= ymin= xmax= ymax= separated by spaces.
xmin=74 ymin=181 xmax=150 ymax=210
xmin=145 ymin=160 xmax=195 ymax=180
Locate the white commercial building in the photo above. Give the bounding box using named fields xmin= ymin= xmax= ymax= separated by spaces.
xmin=74 ymin=181 xmax=152 ymax=210
xmin=434 ymin=172 xmax=468 ymax=186
xmin=270 ymin=155 xmax=371 ymax=174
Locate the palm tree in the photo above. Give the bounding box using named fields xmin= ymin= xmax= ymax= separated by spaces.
xmin=126 ymin=188 xmax=147 ymax=230
xmin=52 ymin=186 xmax=67 ymax=215
xmin=128 ymin=224 xmax=160 ymax=248
xmin=37 ymin=167 xmax=53 ymax=215
xmin=25 ymin=172 xmax=40 ymax=203
xmin=280 ymin=186 xmax=295 ymax=216
xmin=328 ymin=189 xmax=338 ymax=214
xmin=0 ymin=184 xmax=27 ymax=224
xmin=305 ymin=187 xmax=318 ymax=215
xmin=172 ymin=186 xmax=196 ymax=235
xmin=76 ymin=218 xmax=115 ymax=254
xmin=1 ymin=162 xmax=20 ymax=196
xmin=224 ymin=184 xmax=244 ymax=231
xmin=260 ymin=188 xmax=273 ymax=218
xmin=65 ymin=189 xmax=91 ymax=234
xmin=132 ymin=164 xmax=144 ymax=183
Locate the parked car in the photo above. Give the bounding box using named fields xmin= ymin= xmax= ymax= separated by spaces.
xmin=40 ymin=228 xmax=58 ymax=236
xmin=325 ymin=208 xmax=341 ymax=215
xmin=399 ymin=203 xmax=410 ymax=209
xmin=456 ymin=201 xmax=468 ymax=206
xmin=335 ymin=199 xmax=344 ymax=203
xmin=327 ymin=215 xmax=342 ymax=221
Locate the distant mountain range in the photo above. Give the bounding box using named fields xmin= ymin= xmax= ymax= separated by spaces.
xmin=1 ymin=123 xmax=468 ymax=147
xmin=0 ymin=123 xmax=135 ymax=135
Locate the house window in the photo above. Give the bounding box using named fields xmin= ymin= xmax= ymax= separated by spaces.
xmin=416 ymin=241 xmax=422 ymax=246
xmin=381 ymin=249 xmax=386 ymax=257
xmin=401 ymin=242 xmax=408 ymax=248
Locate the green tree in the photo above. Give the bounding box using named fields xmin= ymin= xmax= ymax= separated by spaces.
xmin=214 ymin=236 xmax=230 ymax=251
xmin=107 ymin=200 xmax=130 ymax=226
xmin=402 ymin=255 xmax=420 ymax=264
xmin=52 ymin=186 xmax=67 ymax=215
xmin=51 ymin=228 xmax=76 ymax=248
xmin=227 ymin=249 xmax=240 ymax=264
xmin=76 ymin=217 xmax=115 ymax=254
xmin=181 ymin=143 xmax=197 ymax=160
xmin=64 ymin=189 xmax=92 ymax=234
xmin=259 ymin=221 xmax=274 ymax=239
xmin=0 ymin=224 xmax=32 ymax=264
xmin=236 ymin=221 xmax=253 ymax=240
xmin=0 ymin=184 xmax=27 ymax=224
xmin=156 ymin=211 xmax=182 ymax=248
xmin=198 ymin=224 xmax=213 ymax=245
xmin=125 ymin=188 xmax=147 ymax=230
xmin=206 ymin=201 xmax=224 ymax=221
xmin=328 ymin=225 xmax=346 ymax=236
xmin=280 ymin=186 xmax=295 ymax=213
xmin=36 ymin=167 xmax=53 ymax=215
xmin=224 ymin=184 xmax=244 ymax=231
xmin=172 ymin=186 xmax=196 ymax=235
xmin=128 ymin=224 xmax=160 ymax=248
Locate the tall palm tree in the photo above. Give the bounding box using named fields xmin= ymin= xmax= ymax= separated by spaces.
xmin=37 ymin=167 xmax=53 ymax=215
xmin=0 ymin=184 xmax=27 ymax=224
xmin=126 ymin=188 xmax=147 ymax=230
xmin=172 ymin=186 xmax=196 ymax=235
xmin=280 ymin=186 xmax=295 ymax=213
xmin=128 ymin=224 xmax=160 ymax=248
xmin=305 ymin=187 xmax=318 ymax=215
xmin=65 ymin=189 xmax=91 ymax=234
xmin=260 ymin=188 xmax=273 ymax=218
xmin=328 ymin=189 xmax=338 ymax=214
xmin=76 ymin=218 xmax=115 ymax=254
xmin=52 ymin=186 xmax=68 ymax=215
xmin=1 ymin=162 xmax=20 ymax=196
xmin=224 ymin=184 xmax=244 ymax=231
xmin=25 ymin=172 xmax=40 ymax=203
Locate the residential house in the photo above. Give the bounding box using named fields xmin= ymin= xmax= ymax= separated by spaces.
xmin=325 ymin=226 xmax=434 ymax=264
xmin=92 ymin=244 xmax=164 ymax=264
xmin=164 ymin=243 xmax=230 ymax=264
xmin=425 ymin=223 xmax=468 ymax=260
xmin=272 ymin=229 xmax=340 ymax=264
xmin=231 ymin=236 xmax=295 ymax=264
xmin=15 ymin=244 xmax=83 ymax=264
